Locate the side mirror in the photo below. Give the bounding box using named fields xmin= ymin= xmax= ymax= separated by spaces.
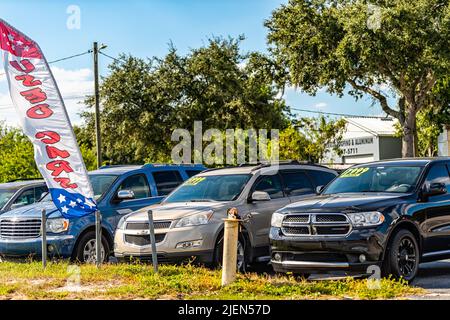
xmin=316 ymin=185 xmax=324 ymax=194
xmin=250 ymin=191 xmax=271 ymax=202
xmin=116 ymin=190 xmax=135 ymax=201
xmin=422 ymin=182 xmax=447 ymax=198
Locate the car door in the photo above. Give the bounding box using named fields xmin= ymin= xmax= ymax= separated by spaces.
xmin=246 ymin=173 xmax=289 ymax=247
xmin=279 ymin=170 xmax=316 ymax=203
xmin=109 ymin=173 xmax=155 ymax=228
xmin=422 ymin=163 xmax=450 ymax=254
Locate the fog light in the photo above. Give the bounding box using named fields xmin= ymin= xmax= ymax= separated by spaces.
xmin=359 ymin=254 xmax=366 ymax=263
xmin=47 ymin=245 xmax=55 ymax=253
xmin=274 ymin=253 xmax=282 ymax=261
xmin=175 ymin=240 xmax=202 ymax=249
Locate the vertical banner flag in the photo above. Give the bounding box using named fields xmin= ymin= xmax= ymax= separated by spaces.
xmin=0 ymin=19 xmax=96 ymax=218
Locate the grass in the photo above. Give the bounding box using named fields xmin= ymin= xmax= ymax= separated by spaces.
xmin=0 ymin=261 xmax=423 ymax=300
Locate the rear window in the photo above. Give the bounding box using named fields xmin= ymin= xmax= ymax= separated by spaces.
xmin=308 ymin=170 xmax=337 ymax=187
xmin=152 ymin=170 xmax=183 ymax=196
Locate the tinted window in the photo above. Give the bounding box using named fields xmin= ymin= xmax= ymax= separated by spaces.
xmin=280 ymin=171 xmax=314 ymax=196
xmin=0 ymin=188 xmax=18 ymax=208
xmin=35 ymin=186 xmax=48 ymax=201
xmin=254 ymin=175 xmax=284 ymax=199
xmin=425 ymin=164 xmax=450 ymax=187
xmin=13 ymin=188 xmax=36 ymax=206
xmin=308 ymin=170 xmax=337 ymax=187
xmin=118 ymin=174 xmax=151 ymax=199
xmin=185 ymin=170 xmax=203 ymax=178
xmin=152 ymin=171 xmax=183 ymax=196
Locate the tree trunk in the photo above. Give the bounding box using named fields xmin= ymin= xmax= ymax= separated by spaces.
xmin=401 ymin=109 xmax=418 ymax=158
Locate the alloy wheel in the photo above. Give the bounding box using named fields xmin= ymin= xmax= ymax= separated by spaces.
xmin=396 ymin=237 xmax=417 ymax=278
xmin=83 ymin=239 xmax=105 ymax=264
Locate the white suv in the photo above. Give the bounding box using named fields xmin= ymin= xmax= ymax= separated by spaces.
xmin=114 ymin=161 xmax=338 ymax=269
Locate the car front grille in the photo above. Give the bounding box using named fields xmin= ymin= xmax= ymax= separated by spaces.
xmin=124 ymin=234 xmax=166 ymax=246
xmin=126 ymin=221 xmax=172 ymax=230
xmin=0 ymin=218 xmax=41 ymax=239
xmin=281 ymin=213 xmax=351 ymax=237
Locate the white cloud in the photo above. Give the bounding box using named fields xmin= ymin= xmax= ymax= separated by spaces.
xmin=313 ymin=102 xmax=328 ymax=110
xmin=0 ymin=66 xmax=93 ymax=127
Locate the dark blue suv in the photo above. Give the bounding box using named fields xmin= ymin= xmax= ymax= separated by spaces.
xmin=0 ymin=164 xmax=205 ymax=263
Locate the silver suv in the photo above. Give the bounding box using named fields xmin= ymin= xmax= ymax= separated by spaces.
xmin=114 ymin=162 xmax=338 ymax=268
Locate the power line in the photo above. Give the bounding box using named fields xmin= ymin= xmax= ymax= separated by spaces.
xmin=289 ymin=106 xmax=389 ymax=119
xmin=0 ymin=50 xmax=92 ymax=77
xmin=98 ymin=51 xmax=122 ymax=63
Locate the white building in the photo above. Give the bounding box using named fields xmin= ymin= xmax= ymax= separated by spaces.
xmin=438 ymin=126 xmax=450 ymax=156
xmin=323 ymin=117 xmax=402 ymax=165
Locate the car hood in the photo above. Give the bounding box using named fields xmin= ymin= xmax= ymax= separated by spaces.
xmin=0 ymin=201 xmax=60 ymax=219
xmin=281 ymin=193 xmax=409 ymax=213
xmin=125 ymin=201 xmax=227 ymax=221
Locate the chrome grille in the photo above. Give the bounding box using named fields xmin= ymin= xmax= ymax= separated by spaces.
xmin=126 ymin=221 xmax=172 ymax=230
xmin=124 ymin=234 xmax=166 ymax=246
xmin=281 ymin=213 xmax=351 ymax=237
xmin=0 ymin=218 xmax=41 ymax=239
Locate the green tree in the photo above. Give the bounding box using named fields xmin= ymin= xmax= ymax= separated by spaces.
xmin=0 ymin=125 xmax=40 ymax=182
xmin=81 ymin=37 xmax=290 ymax=164
xmin=266 ymin=0 xmax=450 ymax=157
xmin=278 ymin=116 xmax=346 ymax=162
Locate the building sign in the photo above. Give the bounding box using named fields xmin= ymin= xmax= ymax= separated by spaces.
xmin=339 ymin=137 xmax=375 ymax=156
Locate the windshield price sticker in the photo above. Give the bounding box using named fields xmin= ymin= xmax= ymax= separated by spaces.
xmin=341 ymin=167 xmax=370 ymax=178
xmin=185 ymin=177 xmax=206 ymax=186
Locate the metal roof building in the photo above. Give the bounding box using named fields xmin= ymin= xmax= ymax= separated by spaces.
xmin=323 ymin=117 xmax=402 ymax=165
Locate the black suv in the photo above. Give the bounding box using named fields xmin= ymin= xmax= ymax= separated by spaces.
xmin=270 ymin=158 xmax=450 ymax=281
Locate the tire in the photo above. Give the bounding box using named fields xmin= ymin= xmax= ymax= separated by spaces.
xmin=214 ymin=233 xmax=248 ymax=273
xmin=382 ymin=229 xmax=419 ymax=282
xmin=73 ymin=230 xmax=110 ymax=264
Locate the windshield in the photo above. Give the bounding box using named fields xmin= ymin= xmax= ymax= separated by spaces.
xmin=40 ymin=174 xmax=118 ymax=202
xmin=0 ymin=188 xmax=18 ymax=208
xmin=164 ymin=174 xmax=251 ymax=203
xmin=323 ymin=166 xmax=424 ymax=194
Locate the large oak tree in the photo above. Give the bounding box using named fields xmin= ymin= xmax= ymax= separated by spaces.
xmin=266 ymin=0 xmax=450 ymax=157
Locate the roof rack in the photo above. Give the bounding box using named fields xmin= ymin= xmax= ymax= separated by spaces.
xmin=7 ymin=177 xmax=43 ymax=183
xmin=250 ymin=160 xmax=329 ymax=171
xmin=142 ymin=163 xmax=205 ymax=168
xmin=99 ymin=164 xmax=141 ymax=169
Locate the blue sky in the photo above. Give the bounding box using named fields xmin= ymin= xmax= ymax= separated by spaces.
xmin=0 ymin=0 xmax=387 ymax=126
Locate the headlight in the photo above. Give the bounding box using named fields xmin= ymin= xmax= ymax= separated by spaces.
xmin=347 ymin=211 xmax=385 ymax=227
xmin=175 ymin=210 xmax=213 ymax=228
xmin=271 ymin=212 xmax=285 ymax=228
xmin=117 ymin=216 xmax=127 ymax=230
xmin=46 ymin=218 xmax=69 ymax=233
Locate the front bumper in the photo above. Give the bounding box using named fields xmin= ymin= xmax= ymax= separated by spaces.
xmin=270 ymin=227 xmax=385 ymax=274
xmin=0 ymin=235 xmax=75 ymax=258
xmin=114 ymin=223 xmax=220 ymax=264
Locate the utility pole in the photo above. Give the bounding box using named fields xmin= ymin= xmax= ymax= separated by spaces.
xmin=92 ymin=42 xmax=106 ymax=169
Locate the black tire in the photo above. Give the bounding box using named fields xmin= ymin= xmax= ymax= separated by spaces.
xmin=213 ymin=233 xmax=248 ymax=273
xmin=382 ymin=229 xmax=419 ymax=282
xmin=73 ymin=230 xmax=110 ymax=264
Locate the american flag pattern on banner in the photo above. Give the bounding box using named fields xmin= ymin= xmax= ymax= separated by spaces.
xmin=0 ymin=19 xmax=97 ymax=218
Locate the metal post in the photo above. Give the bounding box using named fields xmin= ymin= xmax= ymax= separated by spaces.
xmin=221 ymin=209 xmax=240 ymax=286
xmin=147 ymin=210 xmax=158 ymax=273
xmin=93 ymin=41 xmax=102 ymax=169
xmin=41 ymin=208 xmax=47 ymax=268
xmin=95 ymin=210 xmax=102 ymax=268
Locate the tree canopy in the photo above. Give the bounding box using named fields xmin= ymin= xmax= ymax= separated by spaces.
xmin=81 ymin=37 xmax=290 ymax=164
xmin=266 ymin=0 xmax=450 ymax=157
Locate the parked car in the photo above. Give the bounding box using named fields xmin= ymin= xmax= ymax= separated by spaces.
xmin=0 ymin=180 xmax=47 ymax=214
xmin=114 ymin=161 xmax=338 ymax=269
xmin=0 ymin=164 xmax=205 ymax=262
xmin=270 ymin=158 xmax=450 ymax=281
